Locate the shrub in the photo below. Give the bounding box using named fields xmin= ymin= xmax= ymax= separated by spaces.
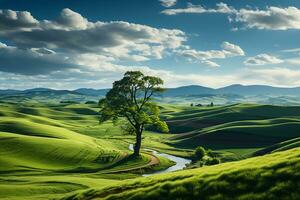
xmin=194 ymin=146 xmax=206 ymax=160
xmin=207 ymin=149 xmax=217 ymax=158
xmin=85 ymin=101 xmax=97 ymax=104
xmin=60 ymin=100 xmax=79 ymax=104
xmin=206 ymin=157 xmax=221 ymax=166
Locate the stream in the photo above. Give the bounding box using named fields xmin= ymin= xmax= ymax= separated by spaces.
xmin=129 ymin=144 xmax=191 ymax=176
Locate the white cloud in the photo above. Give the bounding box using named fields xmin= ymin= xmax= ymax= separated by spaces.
xmin=3 ymin=7 xmax=300 ymax=89
xmin=0 ymin=42 xmax=7 ymax=48
xmin=240 ymin=67 xmax=300 ymax=87
xmin=201 ymin=60 xmax=220 ymax=67
xmin=55 ymin=8 xmax=89 ymax=30
xmin=177 ymin=41 xmax=244 ymax=67
xmin=236 ymin=6 xmax=300 ymax=30
xmin=281 ymin=48 xmax=300 ymax=53
xmin=161 ymin=3 xmax=207 ymax=15
xmin=244 ymin=54 xmax=283 ymax=66
xmin=0 ymin=9 xmax=38 ymax=30
xmin=286 ymin=57 xmax=300 ymax=65
xmin=178 ymin=49 xmax=225 ymax=60
xmin=0 ymin=8 xmax=189 ymax=76
xmin=0 ymin=8 xmax=186 ymax=63
xmin=221 ymin=41 xmax=245 ymax=56
xmin=159 ymin=0 xmax=177 ymax=8
xmin=31 ymin=48 xmax=56 ymax=55
xmin=161 ymin=3 xmax=300 ymax=31
xmin=161 ymin=2 xmax=236 ymax=15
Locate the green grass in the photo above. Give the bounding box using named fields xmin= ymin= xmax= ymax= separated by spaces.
xmin=1 ymin=102 xmax=300 ymax=199
xmin=0 ymin=102 xmax=176 ymax=200
xmin=162 ymin=103 xmax=300 ymax=159
xmin=61 ymin=147 xmax=300 ymax=200
xmin=253 ymin=137 xmax=300 ymax=156
xmin=0 ymin=103 xmax=126 ymax=174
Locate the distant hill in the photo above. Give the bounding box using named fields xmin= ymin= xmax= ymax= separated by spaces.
xmin=24 ymin=88 xmax=55 ymax=92
xmin=1 ymin=84 xmax=300 ymax=104
xmin=0 ymin=89 xmax=21 ymax=95
xmin=0 ymin=89 xmax=98 ymax=103
xmin=162 ymin=84 xmax=300 ymax=96
xmin=2 ymin=84 xmax=300 ymax=97
xmin=161 ymin=85 xmax=214 ymax=97
xmin=216 ymin=84 xmax=300 ymax=96
xmin=74 ymin=88 xmax=109 ymax=96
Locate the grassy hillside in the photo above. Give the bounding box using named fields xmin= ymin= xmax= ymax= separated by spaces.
xmin=62 ymin=147 xmax=300 ymax=200
xmin=163 ymin=104 xmax=300 ymax=159
xmin=1 ymin=102 xmax=300 ymax=199
xmin=0 ymin=103 xmax=121 ymax=171
xmin=0 ymin=102 xmax=174 ymax=200
xmin=253 ymin=137 xmax=300 ymax=156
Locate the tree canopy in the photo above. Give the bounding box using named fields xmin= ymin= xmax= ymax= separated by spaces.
xmin=99 ymin=71 xmax=169 ymax=156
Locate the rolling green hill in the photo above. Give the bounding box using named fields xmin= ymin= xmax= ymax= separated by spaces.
xmin=0 ymin=116 xmax=123 ymax=173
xmin=0 ymin=102 xmax=173 ymax=200
xmin=62 ymin=147 xmax=300 ymax=200
xmin=161 ymin=104 xmax=300 ymax=159
xmin=1 ymin=102 xmax=300 ymax=200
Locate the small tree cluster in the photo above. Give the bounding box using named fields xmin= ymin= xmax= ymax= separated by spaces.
xmin=192 ymin=146 xmax=221 ymax=166
xmin=206 ymin=157 xmax=221 ymax=165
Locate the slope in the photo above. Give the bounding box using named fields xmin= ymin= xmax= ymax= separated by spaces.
xmin=61 ymin=147 xmax=300 ymax=200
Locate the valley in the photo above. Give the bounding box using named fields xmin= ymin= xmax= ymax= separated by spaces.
xmin=0 ymin=101 xmax=300 ymax=199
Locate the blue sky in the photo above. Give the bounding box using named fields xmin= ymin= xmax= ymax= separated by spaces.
xmin=1 ymin=0 xmax=300 ymax=89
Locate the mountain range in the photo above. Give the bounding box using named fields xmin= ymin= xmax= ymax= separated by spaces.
xmin=163 ymin=84 xmax=300 ymax=96
xmin=1 ymin=84 xmax=300 ymax=97
xmin=1 ymin=84 xmax=300 ymax=105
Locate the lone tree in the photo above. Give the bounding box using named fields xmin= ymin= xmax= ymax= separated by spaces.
xmin=99 ymin=71 xmax=169 ymax=156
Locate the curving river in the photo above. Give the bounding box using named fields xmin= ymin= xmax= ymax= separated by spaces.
xmin=129 ymin=144 xmax=191 ymax=176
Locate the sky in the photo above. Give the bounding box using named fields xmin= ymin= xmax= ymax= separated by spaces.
xmin=1 ymin=0 xmax=300 ymax=89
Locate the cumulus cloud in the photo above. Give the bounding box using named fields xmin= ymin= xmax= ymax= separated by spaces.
xmin=161 ymin=2 xmax=236 ymax=15
xmin=0 ymin=8 xmax=186 ymax=62
xmin=162 ymin=3 xmax=300 ymax=31
xmin=56 ymin=8 xmax=89 ymax=29
xmin=235 ymin=6 xmax=300 ymax=30
xmin=0 ymin=8 xmax=188 ymax=76
xmin=3 ymin=7 xmax=298 ymax=89
xmin=0 ymin=43 xmax=76 ymax=75
xmin=0 ymin=9 xmax=38 ymax=30
xmin=244 ymin=54 xmax=283 ymax=66
xmin=177 ymin=41 xmax=244 ymax=67
xmin=159 ymin=0 xmax=177 ymax=8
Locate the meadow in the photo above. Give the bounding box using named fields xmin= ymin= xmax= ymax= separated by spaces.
xmin=0 ymin=102 xmax=300 ymax=199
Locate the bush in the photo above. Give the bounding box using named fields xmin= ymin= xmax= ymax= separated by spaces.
xmin=206 ymin=157 xmax=221 ymax=166
xmin=207 ymin=149 xmax=217 ymax=158
xmin=194 ymin=146 xmax=206 ymax=160
xmin=85 ymin=101 xmax=97 ymax=104
xmin=60 ymin=100 xmax=79 ymax=104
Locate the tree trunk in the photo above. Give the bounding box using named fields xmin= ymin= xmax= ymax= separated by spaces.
xmin=133 ymin=131 xmax=142 ymax=156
